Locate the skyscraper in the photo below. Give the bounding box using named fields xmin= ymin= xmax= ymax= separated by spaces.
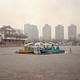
xmin=32 ymin=24 xmax=39 ymax=41
xmin=68 ymin=24 xmax=77 ymax=40
xmin=24 ymin=24 xmax=39 ymax=41
xmin=42 ymin=24 xmax=51 ymax=41
xmin=55 ymin=25 xmax=64 ymax=40
xmin=77 ymin=34 xmax=80 ymax=41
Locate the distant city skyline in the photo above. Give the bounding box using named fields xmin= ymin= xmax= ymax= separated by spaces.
xmin=24 ymin=23 xmax=79 ymax=40
xmin=0 ymin=24 xmax=80 ymax=41
xmin=0 ymin=0 xmax=80 ymax=39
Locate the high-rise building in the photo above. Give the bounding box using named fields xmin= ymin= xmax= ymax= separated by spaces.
xmin=42 ymin=24 xmax=51 ymax=41
xmin=68 ymin=24 xmax=77 ymax=40
xmin=31 ymin=25 xmax=39 ymax=41
xmin=55 ymin=25 xmax=64 ymax=40
xmin=77 ymin=34 xmax=80 ymax=41
xmin=24 ymin=24 xmax=39 ymax=41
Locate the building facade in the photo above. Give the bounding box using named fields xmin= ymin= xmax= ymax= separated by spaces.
xmin=24 ymin=24 xmax=39 ymax=42
xmin=15 ymin=29 xmax=23 ymax=35
xmin=77 ymin=34 xmax=80 ymax=41
xmin=68 ymin=24 xmax=77 ymax=40
xmin=42 ymin=24 xmax=51 ymax=41
xmin=0 ymin=25 xmax=27 ymax=44
xmin=55 ymin=25 xmax=64 ymax=41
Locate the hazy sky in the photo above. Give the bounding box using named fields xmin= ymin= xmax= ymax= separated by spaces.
xmin=0 ymin=0 xmax=80 ymax=38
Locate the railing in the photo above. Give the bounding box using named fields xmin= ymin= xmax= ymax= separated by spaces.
xmin=4 ymin=34 xmax=27 ymax=39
